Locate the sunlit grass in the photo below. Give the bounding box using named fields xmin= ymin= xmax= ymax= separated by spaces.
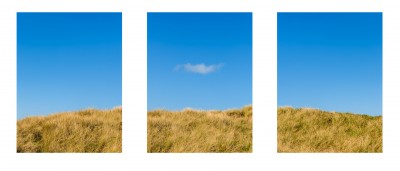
xmin=278 ymin=107 xmax=382 ymax=153
xmin=147 ymin=105 xmax=252 ymax=153
xmin=17 ymin=107 xmax=122 ymax=153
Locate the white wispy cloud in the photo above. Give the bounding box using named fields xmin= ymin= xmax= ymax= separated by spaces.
xmin=175 ymin=63 xmax=224 ymax=74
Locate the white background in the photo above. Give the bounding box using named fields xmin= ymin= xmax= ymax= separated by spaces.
xmin=1 ymin=0 xmax=399 ymax=170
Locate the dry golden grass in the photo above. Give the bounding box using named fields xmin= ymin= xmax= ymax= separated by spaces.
xmin=17 ymin=107 xmax=122 ymax=153
xmin=147 ymin=105 xmax=252 ymax=153
xmin=278 ymin=107 xmax=382 ymax=153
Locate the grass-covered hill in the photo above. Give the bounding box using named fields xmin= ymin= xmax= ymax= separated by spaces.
xmin=17 ymin=107 xmax=122 ymax=153
xmin=148 ymin=106 xmax=252 ymax=153
xmin=278 ymin=107 xmax=382 ymax=153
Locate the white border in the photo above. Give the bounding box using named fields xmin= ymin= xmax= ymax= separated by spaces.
xmin=0 ymin=0 xmax=399 ymax=171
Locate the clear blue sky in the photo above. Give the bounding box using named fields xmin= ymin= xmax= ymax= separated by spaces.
xmin=278 ymin=13 xmax=382 ymax=116
xmin=147 ymin=13 xmax=252 ymax=110
xmin=17 ymin=13 xmax=122 ymax=119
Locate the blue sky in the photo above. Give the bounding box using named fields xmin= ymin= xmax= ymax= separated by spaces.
xmin=147 ymin=13 xmax=252 ymax=110
xmin=278 ymin=13 xmax=382 ymax=116
xmin=17 ymin=13 xmax=122 ymax=119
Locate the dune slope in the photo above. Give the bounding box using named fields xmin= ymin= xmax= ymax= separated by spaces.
xmin=148 ymin=106 xmax=252 ymax=153
xmin=17 ymin=107 xmax=122 ymax=153
xmin=278 ymin=107 xmax=382 ymax=153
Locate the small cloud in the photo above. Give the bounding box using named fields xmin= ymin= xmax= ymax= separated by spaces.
xmin=175 ymin=63 xmax=224 ymax=74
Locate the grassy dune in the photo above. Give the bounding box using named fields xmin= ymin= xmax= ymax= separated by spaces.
xmin=278 ymin=107 xmax=382 ymax=153
xmin=17 ymin=107 xmax=122 ymax=153
xmin=147 ymin=106 xmax=252 ymax=153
